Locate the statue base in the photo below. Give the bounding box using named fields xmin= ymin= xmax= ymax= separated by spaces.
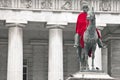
xmin=66 ymin=71 xmax=115 ymax=80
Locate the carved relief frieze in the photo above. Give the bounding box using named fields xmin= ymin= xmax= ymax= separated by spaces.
xmin=41 ymin=0 xmax=52 ymax=9
xmin=99 ymin=0 xmax=111 ymax=11
xmin=61 ymin=0 xmax=72 ymax=10
xmin=21 ymin=0 xmax=32 ymax=8
xmin=0 ymin=0 xmax=11 ymax=7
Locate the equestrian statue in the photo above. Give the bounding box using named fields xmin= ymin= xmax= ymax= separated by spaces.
xmin=74 ymin=1 xmax=103 ymax=72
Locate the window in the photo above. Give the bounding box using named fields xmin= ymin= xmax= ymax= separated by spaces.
xmin=23 ymin=59 xmax=28 ymax=80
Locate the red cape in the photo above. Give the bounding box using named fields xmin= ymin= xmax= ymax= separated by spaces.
xmin=76 ymin=12 xmax=101 ymax=48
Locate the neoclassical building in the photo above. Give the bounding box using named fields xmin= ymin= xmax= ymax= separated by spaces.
xmin=0 ymin=0 xmax=120 ymax=80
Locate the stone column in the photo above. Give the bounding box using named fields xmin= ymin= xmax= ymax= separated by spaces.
xmin=7 ymin=23 xmax=25 ymax=80
xmin=47 ymin=25 xmax=64 ymax=80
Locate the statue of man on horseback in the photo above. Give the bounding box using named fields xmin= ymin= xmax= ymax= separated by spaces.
xmin=74 ymin=1 xmax=103 ymax=71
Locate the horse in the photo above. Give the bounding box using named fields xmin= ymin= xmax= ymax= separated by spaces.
xmin=80 ymin=8 xmax=98 ymax=71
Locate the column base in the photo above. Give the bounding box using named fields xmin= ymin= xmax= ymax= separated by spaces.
xmin=66 ymin=72 xmax=115 ymax=80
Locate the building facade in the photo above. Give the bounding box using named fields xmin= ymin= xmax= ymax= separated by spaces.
xmin=0 ymin=0 xmax=120 ymax=80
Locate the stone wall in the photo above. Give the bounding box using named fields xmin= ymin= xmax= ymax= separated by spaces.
xmin=63 ymin=45 xmax=79 ymax=80
xmin=32 ymin=44 xmax=79 ymax=80
xmin=32 ymin=45 xmax=48 ymax=80
xmin=109 ymin=40 xmax=120 ymax=79
xmin=23 ymin=45 xmax=33 ymax=80
xmin=0 ymin=45 xmax=7 ymax=80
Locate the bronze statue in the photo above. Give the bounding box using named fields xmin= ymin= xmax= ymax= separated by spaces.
xmin=74 ymin=1 xmax=103 ymax=71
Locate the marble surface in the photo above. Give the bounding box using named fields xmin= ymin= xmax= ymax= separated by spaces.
xmin=66 ymin=72 xmax=114 ymax=80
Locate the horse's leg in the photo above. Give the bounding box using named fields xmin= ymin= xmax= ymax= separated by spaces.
xmin=77 ymin=46 xmax=82 ymax=62
xmin=91 ymin=45 xmax=96 ymax=70
xmin=76 ymin=46 xmax=82 ymax=71
xmin=84 ymin=47 xmax=89 ymax=71
xmin=82 ymin=50 xmax=85 ymax=71
xmin=81 ymin=45 xmax=88 ymax=71
xmin=80 ymin=48 xmax=85 ymax=71
xmin=91 ymin=52 xmax=95 ymax=70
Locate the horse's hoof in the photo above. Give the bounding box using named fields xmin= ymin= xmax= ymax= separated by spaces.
xmin=96 ymin=67 xmax=99 ymax=70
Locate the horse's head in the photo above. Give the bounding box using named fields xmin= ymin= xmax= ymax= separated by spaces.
xmin=86 ymin=7 xmax=96 ymax=32
xmin=87 ymin=7 xmax=95 ymax=22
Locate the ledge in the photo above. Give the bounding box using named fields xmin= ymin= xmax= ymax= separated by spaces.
xmin=1 ymin=7 xmax=120 ymax=14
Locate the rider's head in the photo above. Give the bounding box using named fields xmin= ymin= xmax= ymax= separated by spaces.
xmin=81 ymin=1 xmax=89 ymax=13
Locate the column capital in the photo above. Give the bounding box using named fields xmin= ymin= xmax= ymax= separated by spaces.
xmin=6 ymin=23 xmax=26 ymax=28
xmin=46 ymin=24 xmax=65 ymax=29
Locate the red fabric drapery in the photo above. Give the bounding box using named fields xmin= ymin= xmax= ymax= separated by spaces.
xmin=76 ymin=12 xmax=101 ymax=48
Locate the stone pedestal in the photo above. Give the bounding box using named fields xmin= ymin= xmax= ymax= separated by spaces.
xmin=66 ymin=72 xmax=114 ymax=80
